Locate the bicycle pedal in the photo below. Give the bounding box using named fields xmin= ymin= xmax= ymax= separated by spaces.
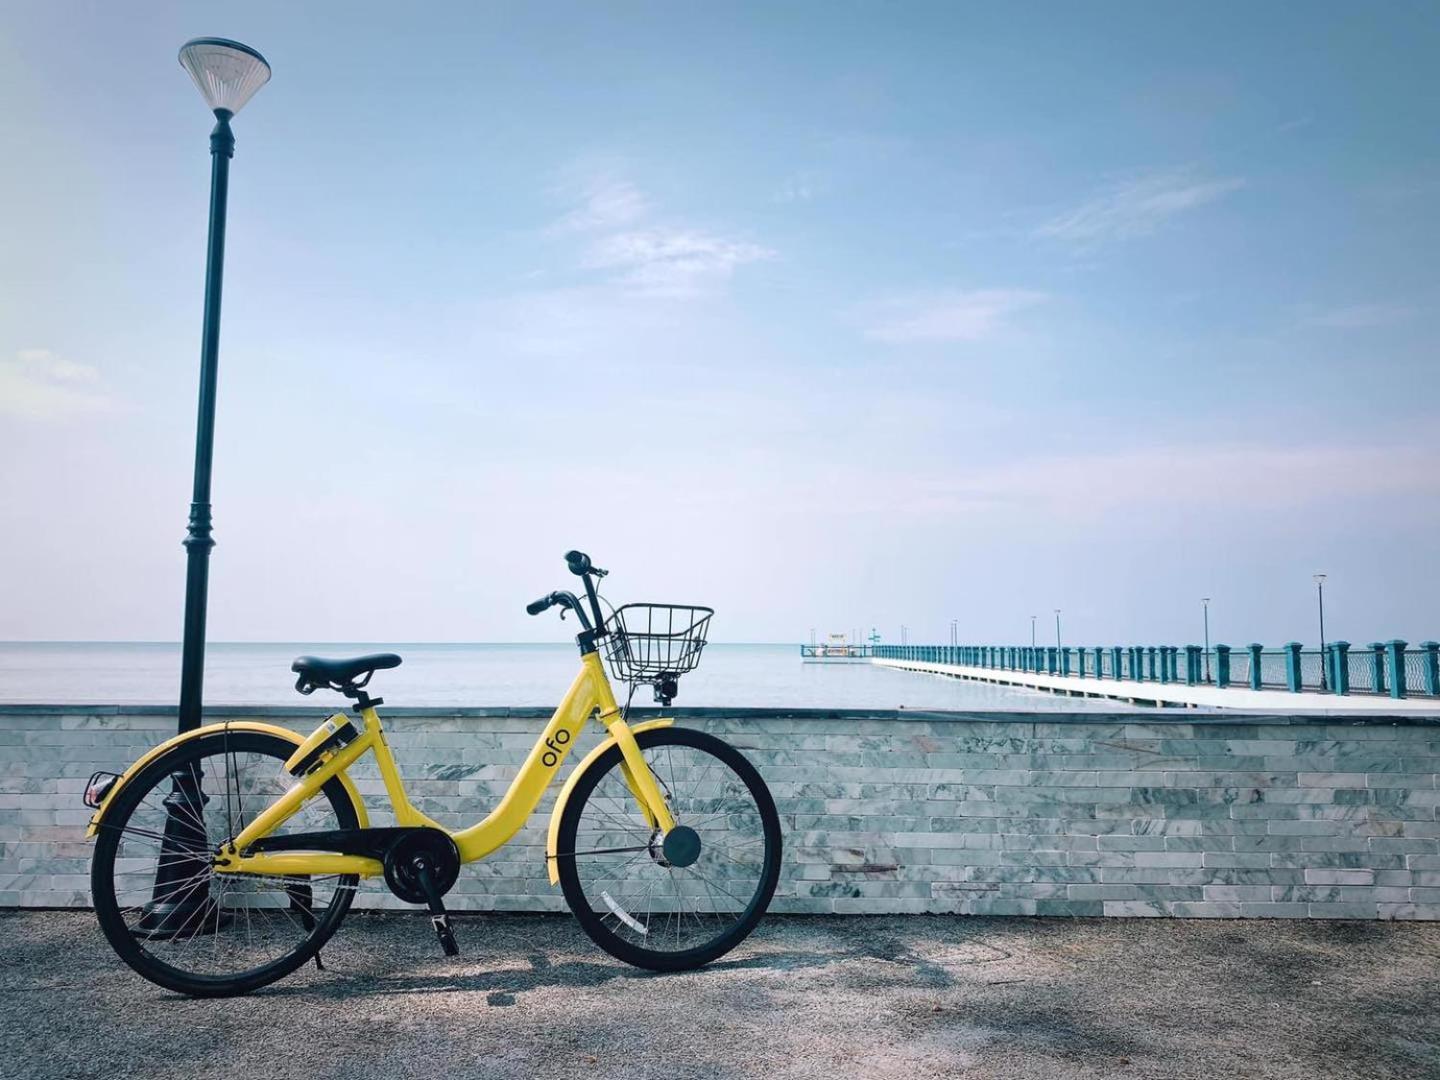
xmin=432 ymin=913 xmax=460 ymax=957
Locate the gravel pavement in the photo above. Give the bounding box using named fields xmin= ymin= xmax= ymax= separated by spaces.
xmin=2 ymin=911 xmax=1437 ymax=1079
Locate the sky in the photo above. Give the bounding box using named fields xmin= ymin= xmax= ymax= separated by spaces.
xmin=1 ymin=2 xmax=1437 ymax=648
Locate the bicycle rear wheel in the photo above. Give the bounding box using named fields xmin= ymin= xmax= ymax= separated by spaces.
xmin=91 ymin=731 xmax=361 ymax=996
xmin=555 ymin=727 xmax=781 ymax=971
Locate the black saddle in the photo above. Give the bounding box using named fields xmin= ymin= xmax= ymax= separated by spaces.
xmin=291 ymin=653 xmax=402 ymax=695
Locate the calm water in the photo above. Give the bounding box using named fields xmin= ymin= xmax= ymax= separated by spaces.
xmin=0 ymin=642 xmax=1135 ymax=711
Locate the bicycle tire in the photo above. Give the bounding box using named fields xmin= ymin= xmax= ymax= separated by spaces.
xmin=556 ymin=727 xmax=781 ymax=971
xmin=91 ymin=730 xmax=361 ymax=997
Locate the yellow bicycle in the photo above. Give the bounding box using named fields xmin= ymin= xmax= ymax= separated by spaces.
xmin=86 ymin=551 xmax=782 ymax=996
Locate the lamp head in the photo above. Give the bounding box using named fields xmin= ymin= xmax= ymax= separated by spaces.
xmin=1313 ymin=573 xmax=1327 ymax=586
xmin=179 ymin=38 xmax=271 ymax=117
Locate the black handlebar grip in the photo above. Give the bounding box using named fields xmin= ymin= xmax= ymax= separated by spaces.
xmin=564 ymin=550 xmax=592 ymax=575
xmin=526 ymin=595 xmax=553 ymax=616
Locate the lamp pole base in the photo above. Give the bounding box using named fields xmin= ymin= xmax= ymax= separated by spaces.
xmin=137 ymin=898 xmax=233 ymax=940
xmin=137 ymin=769 xmax=231 ymax=940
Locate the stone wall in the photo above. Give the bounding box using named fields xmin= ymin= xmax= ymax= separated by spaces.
xmin=2 ymin=705 xmax=1438 ymax=918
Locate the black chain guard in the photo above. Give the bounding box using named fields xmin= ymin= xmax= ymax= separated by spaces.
xmin=382 ymin=828 xmax=461 ymax=904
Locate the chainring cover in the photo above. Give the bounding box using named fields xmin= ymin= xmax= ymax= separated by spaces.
xmin=382 ymin=828 xmax=461 ymax=904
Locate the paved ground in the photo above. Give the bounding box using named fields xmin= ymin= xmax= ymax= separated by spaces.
xmin=1 ymin=912 xmax=1437 ymax=1080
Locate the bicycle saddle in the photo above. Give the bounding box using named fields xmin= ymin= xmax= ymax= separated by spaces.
xmin=291 ymin=653 xmax=402 ymax=694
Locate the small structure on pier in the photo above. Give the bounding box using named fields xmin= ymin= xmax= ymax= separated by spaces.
xmin=800 ymin=633 xmax=872 ymax=661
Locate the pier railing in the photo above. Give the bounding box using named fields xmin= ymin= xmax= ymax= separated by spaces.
xmin=872 ymin=640 xmax=1440 ymax=698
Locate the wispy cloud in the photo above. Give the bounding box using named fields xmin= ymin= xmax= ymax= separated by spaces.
xmin=585 ymin=228 xmax=773 ymax=298
xmin=548 ymin=171 xmax=773 ymax=299
xmin=710 ymin=443 xmax=1440 ymax=522
xmin=0 ymin=349 xmax=111 ymax=419
xmin=1035 ymin=169 xmax=1243 ymax=245
xmin=1303 ymin=302 xmax=1415 ymax=330
xmin=773 ymin=173 xmax=821 ymax=204
xmin=547 ymin=177 xmax=648 ymax=234
xmin=864 ymin=289 xmax=1048 ymax=344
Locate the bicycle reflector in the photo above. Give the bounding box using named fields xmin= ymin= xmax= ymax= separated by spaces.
xmin=84 ymin=771 xmax=121 ymax=809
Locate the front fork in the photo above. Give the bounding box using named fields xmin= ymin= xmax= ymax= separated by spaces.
xmin=605 ymin=714 xmax=677 ymax=834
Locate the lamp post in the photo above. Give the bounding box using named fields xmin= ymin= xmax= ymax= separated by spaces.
xmin=1202 ymin=597 xmax=1211 ymax=683
xmin=1030 ymin=615 xmax=1036 ymax=649
xmin=1054 ymin=609 xmax=1062 ymax=650
xmin=142 ymin=39 xmax=272 ymax=937
xmin=1314 ymin=573 xmax=1328 ymax=690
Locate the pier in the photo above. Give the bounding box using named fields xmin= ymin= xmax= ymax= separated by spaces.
xmin=873 ymin=641 xmax=1440 ymax=712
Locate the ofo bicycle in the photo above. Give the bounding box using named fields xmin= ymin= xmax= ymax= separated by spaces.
xmin=85 ymin=550 xmax=781 ymax=996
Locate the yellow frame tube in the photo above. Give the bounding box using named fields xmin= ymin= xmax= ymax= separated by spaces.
xmin=216 ymin=652 xmax=676 ymax=880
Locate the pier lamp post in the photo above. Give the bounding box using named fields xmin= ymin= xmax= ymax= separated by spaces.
xmin=142 ymin=38 xmax=272 ymax=937
xmin=1314 ymin=574 xmax=1328 ymax=690
xmin=1030 ymin=615 xmax=1037 ymax=649
xmin=1054 ymin=609 xmax=1062 ymax=650
xmin=1202 ymin=598 xmax=1211 ymax=683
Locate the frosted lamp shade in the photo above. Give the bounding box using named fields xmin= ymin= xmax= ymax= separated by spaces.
xmin=178 ymin=38 xmax=270 ymax=115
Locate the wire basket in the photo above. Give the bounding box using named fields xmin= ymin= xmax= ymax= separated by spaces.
xmin=602 ymin=603 xmax=714 ymax=684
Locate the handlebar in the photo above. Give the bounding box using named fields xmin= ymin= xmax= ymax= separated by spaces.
xmin=526 ymin=550 xmax=608 ymax=632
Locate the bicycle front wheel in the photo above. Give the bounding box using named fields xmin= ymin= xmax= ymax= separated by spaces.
xmin=91 ymin=730 xmax=361 ymax=997
xmin=556 ymin=727 xmax=781 ymax=971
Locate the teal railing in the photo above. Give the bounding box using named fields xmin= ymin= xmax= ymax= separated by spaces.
xmin=871 ymin=640 xmax=1440 ymax=699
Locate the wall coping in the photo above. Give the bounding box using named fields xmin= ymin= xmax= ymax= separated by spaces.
xmin=1 ymin=703 xmax=1438 ymax=727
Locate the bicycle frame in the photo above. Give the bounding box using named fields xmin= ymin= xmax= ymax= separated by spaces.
xmin=212 ymin=651 xmax=676 ymax=879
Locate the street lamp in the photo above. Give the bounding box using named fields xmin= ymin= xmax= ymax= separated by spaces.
xmin=1314 ymin=574 xmax=1328 ymax=689
xmin=1202 ymin=598 xmax=1211 ymax=683
xmin=143 ymin=38 xmax=271 ymax=937
xmin=1054 ymin=609 xmax=1062 ymax=650
xmin=1030 ymin=615 xmax=1037 ymax=648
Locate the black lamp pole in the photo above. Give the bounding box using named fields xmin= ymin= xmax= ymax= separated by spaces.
xmin=142 ymin=39 xmax=270 ymax=936
xmin=1054 ymin=609 xmax=1061 ymax=650
xmin=177 ymin=110 xmax=234 ymax=734
xmin=1315 ymin=574 xmax=1328 ymax=690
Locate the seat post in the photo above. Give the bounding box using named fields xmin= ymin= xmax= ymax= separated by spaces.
xmin=346 ymin=687 xmax=383 ymax=714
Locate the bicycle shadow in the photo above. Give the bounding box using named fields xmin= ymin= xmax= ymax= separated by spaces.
xmin=248 ymin=921 xmax=997 ymax=1005
xmin=254 ymin=946 xmax=844 ymax=1005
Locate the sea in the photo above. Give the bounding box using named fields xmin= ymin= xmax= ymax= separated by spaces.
xmin=0 ymin=642 xmax=1136 ymax=711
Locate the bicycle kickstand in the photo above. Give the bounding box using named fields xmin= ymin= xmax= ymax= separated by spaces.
xmin=413 ymin=854 xmax=460 ymax=957
xmin=285 ymin=879 xmax=326 ymax=970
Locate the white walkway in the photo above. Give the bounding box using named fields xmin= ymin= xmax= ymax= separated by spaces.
xmin=873 ymin=657 xmax=1440 ymax=714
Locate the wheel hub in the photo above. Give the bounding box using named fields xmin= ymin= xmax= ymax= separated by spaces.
xmin=659 ymin=825 xmax=701 ymax=868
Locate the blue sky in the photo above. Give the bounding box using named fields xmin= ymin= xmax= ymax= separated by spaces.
xmin=1 ymin=2 xmax=1437 ymax=647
